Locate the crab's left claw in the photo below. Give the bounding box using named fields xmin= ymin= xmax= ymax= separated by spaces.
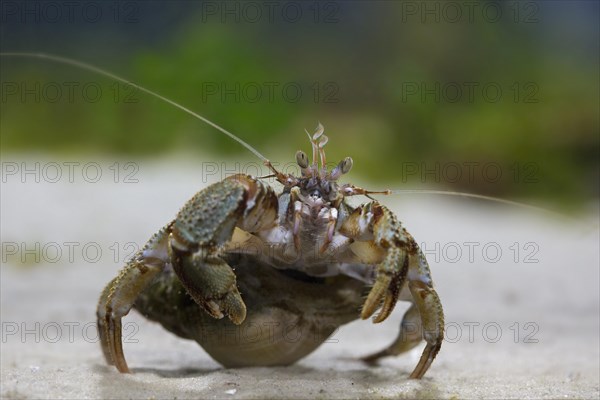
xmin=361 ymin=247 xmax=407 ymax=323
xmin=340 ymin=202 xmax=409 ymax=323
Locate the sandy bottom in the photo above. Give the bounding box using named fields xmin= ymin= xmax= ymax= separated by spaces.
xmin=1 ymin=158 xmax=598 ymax=399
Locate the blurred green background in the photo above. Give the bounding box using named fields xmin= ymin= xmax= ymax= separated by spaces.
xmin=1 ymin=0 xmax=598 ymax=205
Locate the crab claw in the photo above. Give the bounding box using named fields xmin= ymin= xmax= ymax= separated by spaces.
xmin=172 ymin=250 xmax=247 ymax=325
xmin=361 ymin=249 xmax=407 ymax=323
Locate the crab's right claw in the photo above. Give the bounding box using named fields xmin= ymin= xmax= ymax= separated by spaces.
xmin=168 ymin=174 xmax=278 ymax=326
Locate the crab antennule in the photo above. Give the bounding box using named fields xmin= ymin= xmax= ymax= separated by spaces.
xmin=318 ymin=135 xmax=329 ymax=177
xmin=312 ymin=122 xmax=325 ymax=141
xmin=304 ymin=129 xmax=319 ymax=173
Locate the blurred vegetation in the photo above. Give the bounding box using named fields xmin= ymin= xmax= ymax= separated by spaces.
xmin=1 ymin=1 xmax=598 ymax=206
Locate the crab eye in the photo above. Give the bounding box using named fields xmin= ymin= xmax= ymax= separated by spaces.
xmin=341 ymin=157 xmax=353 ymax=174
xmin=296 ymin=151 xmax=309 ymax=168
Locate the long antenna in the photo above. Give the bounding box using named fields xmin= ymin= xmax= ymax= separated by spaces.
xmin=0 ymin=52 xmax=268 ymax=162
xmin=391 ymin=189 xmax=535 ymax=208
xmin=2 ymin=52 xmax=588 ymax=224
xmin=387 ymin=189 xmax=574 ymax=221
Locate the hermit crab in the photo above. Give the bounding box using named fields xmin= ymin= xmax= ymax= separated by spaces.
xmin=97 ymin=123 xmax=444 ymax=379
xmin=1 ymin=52 xmax=558 ymax=383
xmin=3 ymin=53 xmax=443 ymax=379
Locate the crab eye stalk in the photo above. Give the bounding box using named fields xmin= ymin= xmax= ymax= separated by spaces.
xmin=329 ymin=157 xmax=353 ymax=180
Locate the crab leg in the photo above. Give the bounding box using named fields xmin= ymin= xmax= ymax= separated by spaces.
xmin=340 ymin=201 xmax=444 ymax=378
xmin=97 ymin=175 xmax=279 ymax=373
xmin=361 ymin=304 xmax=422 ymax=364
xmin=361 ymin=280 xmax=444 ymax=378
xmin=407 ymin=279 xmax=444 ymax=379
xmin=96 ymin=226 xmax=171 ymax=372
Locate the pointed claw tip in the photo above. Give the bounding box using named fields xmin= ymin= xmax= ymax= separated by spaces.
xmin=372 ymin=314 xmax=387 ymax=324
xmin=360 ymin=306 xmax=367 ymax=317
xmin=115 ymin=363 xmax=131 ymax=374
xmin=360 ymin=308 xmax=374 ymax=320
xmin=372 ymin=301 xmax=396 ymax=323
xmin=229 ymin=309 xmax=246 ymax=325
